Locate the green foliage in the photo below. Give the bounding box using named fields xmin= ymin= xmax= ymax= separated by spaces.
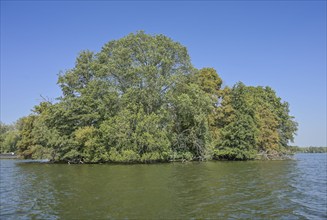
xmin=16 ymin=116 xmax=38 ymax=158
xmin=214 ymin=114 xmax=258 ymax=160
xmin=0 ymin=122 xmax=20 ymax=153
xmin=289 ymin=146 xmax=327 ymax=153
xmin=168 ymin=82 xmax=213 ymax=159
xmin=10 ymin=31 xmax=298 ymax=162
xmin=2 ymin=130 xmax=20 ymax=153
xmin=74 ymin=126 xmax=108 ymax=163
xmin=192 ymin=68 xmax=222 ymax=97
xmin=213 ymin=82 xmax=297 ymax=160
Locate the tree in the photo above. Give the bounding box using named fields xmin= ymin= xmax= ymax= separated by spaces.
xmin=13 ymin=31 xmax=298 ymax=162
xmin=30 ymin=31 xmax=206 ymax=162
xmin=0 ymin=121 xmax=20 ymax=153
xmin=214 ymin=82 xmax=298 ymax=160
xmin=16 ymin=116 xmax=37 ymax=158
xmin=215 ymin=113 xmax=258 ymax=160
xmin=214 ymin=83 xmax=258 ymax=160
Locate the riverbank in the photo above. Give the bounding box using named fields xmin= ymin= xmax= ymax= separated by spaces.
xmin=47 ymin=152 xmax=295 ymax=164
xmin=4 ymin=151 xmax=325 ymax=163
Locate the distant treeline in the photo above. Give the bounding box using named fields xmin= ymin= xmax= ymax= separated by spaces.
xmin=289 ymin=146 xmax=327 ymax=153
xmin=1 ymin=32 xmax=298 ymax=163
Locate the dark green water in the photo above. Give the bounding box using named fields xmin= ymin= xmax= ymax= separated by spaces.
xmin=1 ymin=154 xmax=326 ymax=219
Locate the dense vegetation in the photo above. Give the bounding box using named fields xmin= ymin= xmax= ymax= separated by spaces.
xmin=0 ymin=32 xmax=299 ymax=163
xmin=0 ymin=122 xmax=20 ymax=154
xmin=289 ymin=146 xmax=327 ymax=153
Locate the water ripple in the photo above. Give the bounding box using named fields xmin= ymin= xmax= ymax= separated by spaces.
xmin=1 ymin=154 xmax=326 ymax=219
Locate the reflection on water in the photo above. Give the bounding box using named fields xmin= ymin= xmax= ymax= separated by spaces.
xmin=0 ymin=154 xmax=326 ymax=219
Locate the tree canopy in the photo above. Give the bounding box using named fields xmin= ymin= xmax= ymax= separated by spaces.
xmin=0 ymin=31 xmax=298 ymax=162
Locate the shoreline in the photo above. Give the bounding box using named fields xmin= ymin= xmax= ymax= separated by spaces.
xmin=2 ymin=152 xmax=325 ymax=164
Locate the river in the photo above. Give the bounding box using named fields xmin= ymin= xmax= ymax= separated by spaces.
xmin=0 ymin=153 xmax=326 ymax=219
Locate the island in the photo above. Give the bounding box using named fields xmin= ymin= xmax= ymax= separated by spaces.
xmin=0 ymin=31 xmax=299 ymax=163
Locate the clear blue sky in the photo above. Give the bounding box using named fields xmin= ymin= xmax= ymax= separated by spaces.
xmin=1 ymin=1 xmax=326 ymax=146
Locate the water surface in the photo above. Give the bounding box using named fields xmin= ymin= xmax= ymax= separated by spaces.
xmin=0 ymin=153 xmax=326 ymax=219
